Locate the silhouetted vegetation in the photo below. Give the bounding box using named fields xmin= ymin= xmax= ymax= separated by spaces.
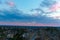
xmin=0 ymin=26 xmax=60 ymax=40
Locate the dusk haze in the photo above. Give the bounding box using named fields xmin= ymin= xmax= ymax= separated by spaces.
xmin=0 ymin=0 xmax=60 ymax=26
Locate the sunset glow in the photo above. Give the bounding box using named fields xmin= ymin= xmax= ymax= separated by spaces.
xmin=0 ymin=0 xmax=60 ymax=26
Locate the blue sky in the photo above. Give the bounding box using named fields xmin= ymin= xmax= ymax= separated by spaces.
xmin=0 ymin=0 xmax=60 ymax=26
xmin=0 ymin=0 xmax=42 ymax=12
xmin=13 ymin=0 xmax=42 ymax=10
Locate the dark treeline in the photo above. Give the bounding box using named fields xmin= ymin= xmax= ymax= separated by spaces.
xmin=0 ymin=26 xmax=60 ymax=40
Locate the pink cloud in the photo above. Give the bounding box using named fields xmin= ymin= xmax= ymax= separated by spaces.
xmin=49 ymin=2 xmax=60 ymax=12
xmin=0 ymin=22 xmax=60 ymax=26
xmin=6 ymin=1 xmax=15 ymax=7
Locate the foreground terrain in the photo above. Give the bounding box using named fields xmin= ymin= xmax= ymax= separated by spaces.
xmin=0 ymin=26 xmax=60 ymax=40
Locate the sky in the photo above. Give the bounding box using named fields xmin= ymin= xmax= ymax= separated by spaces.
xmin=0 ymin=0 xmax=60 ymax=26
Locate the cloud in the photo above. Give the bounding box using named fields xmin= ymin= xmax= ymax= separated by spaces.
xmin=0 ymin=8 xmax=60 ymax=25
xmin=40 ymin=0 xmax=56 ymax=8
xmin=0 ymin=0 xmax=60 ymax=26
